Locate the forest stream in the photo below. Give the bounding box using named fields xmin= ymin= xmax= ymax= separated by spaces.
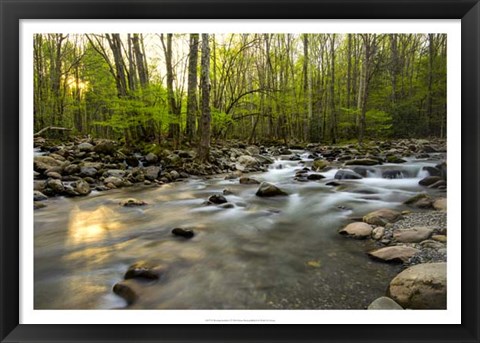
xmin=34 ymin=150 xmax=446 ymax=310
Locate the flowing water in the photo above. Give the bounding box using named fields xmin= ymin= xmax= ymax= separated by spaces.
xmin=34 ymin=152 xmax=445 ymax=309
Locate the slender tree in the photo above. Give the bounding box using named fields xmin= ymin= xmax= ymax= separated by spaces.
xmin=197 ymin=34 xmax=211 ymax=162
xmin=186 ymin=34 xmax=199 ymax=141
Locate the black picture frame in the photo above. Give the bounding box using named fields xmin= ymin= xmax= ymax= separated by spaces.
xmin=1 ymin=0 xmax=479 ymax=342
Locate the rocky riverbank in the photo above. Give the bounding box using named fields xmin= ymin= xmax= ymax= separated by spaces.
xmin=33 ymin=137 xmax=446 ymax=207
xmin=338 ymin=198 xmax=447 ymax=309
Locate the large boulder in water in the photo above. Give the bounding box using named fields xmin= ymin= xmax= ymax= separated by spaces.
xmin=338 ymin=222 xmax=373 ymax=239
xmin=363 ymin=208 xmax=402 ymax=226
xmin=208 ymin=194 xmax=228 ymax=204
xmin=113 ymin=280 xmax=140 ymax=305
xmin=419 ymin=176 xmax=442 ymax=186
xmin=172 ymin=228 xmax=195 ymax=238
xmin=334 ymin=169 xmax=363 ymax=180
xmin=388 ymin=262 xmax=447 ymax=309
xmin=124 ymin=261 xmax=165 ymax=280
xmin=256 ymin=182 xmax=288 ymax=197
xmin=239 ymin=176 xmax=260 ymax=184
xmin=119 ymin=198 xmax=147 ymax=207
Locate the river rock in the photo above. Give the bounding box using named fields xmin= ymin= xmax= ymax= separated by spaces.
xmin=386 ymin=156 xmax=406 ymax=164
xmin=428 ymin=180 xmax=446 ymax=189
xmin=433 ymin=198 xmax=447 ymax=211
xmin=34 ymin=201 xmax=47 ymax=209
xmin=113 ymin=280 xmax=139 ymax=305
xmin=363 ymin=208 xmax=402 ymax=226
xmin=124 ymin=261 xmax=164 ymax=280
xmin=63 ymin=164 xmax=80 ymax=175
xmin=170 ymin=170 xmax=180 ymax=180
xmin=46 ymin=171 xmax=62 ymax=179
xmin=104 ymin=176 xmax=124 ymax=187
xmin=404 ymin=193 xmax=431 ymax=206
xmin=208 ymin=194 xmax=228 ymax=204
xmin=236 ymin=155 xmax=259 ymax=171
xmin=312 ymin=159 xmax=330 ymax=171
xmin=338 ymin=222 xmax=373 ymax=239
xmin=254 ymin=154 xmax=274 ymax=164
xmin=307 ymin=173 xmax=325 ymax=180
xmin=345 ymin=158 xmax=380 ymax=166
xmin=34 ymin=156 xmax=63 ymax=173
xmin=419 ymin=176 xmax=442 ymax=186
xmin=388 ymin=262 xmax=447 ymax=309
xmin=143 ymin=166 xmax=161 ymax=181
xmin=326 ymin=181 xmax=342 ymax=187
xmin=80 ymin=166 xmax=97 ymax=178
xmin=93 ymin=140 xmax=116 ymax=155
xmin=223 ymin=188 xmax=234 ymax=195
xmin=368 ymin=246 xmax=420 ymax=263
xmin=246 ymin=146 xmax=260 ymax=155
xmin=393 ymin=226 xmax=434 ymax=243
xmin=119 ymin=198 xmax=147 ymax=207
xmin=74 ymin=180 xmax=91 ymax=195
xmin=172 ymin=228 xmax=195 ymax=238
xmin=218 ymin=203 xmax=234 ymax=209
xmin=372 ymin=226 xmax=385 ymax=240
xmin=239 ymin=177 xmax=260 ymax=184
xmin=47 ymin=179 xmax=64 ymax=194
xmin=106 ymin=169 xmax=126 ymax=178
xmin=422 ymin=166 xmax=441 ymax=177
xmin=255 ymin=182 xmax=288 ymax=197
xmin=367 ymin=296 xmax=403 ymax=310
xmin=78 ymin=142 xmax=94 ymax=152
xmin=431 ymin=234 xmax=447 ymax=243
xmin=33 ymin=190 xmax=48 ymax=201
xmin=436 ymin=161 xmax=447 ymax=180
xmin=420 ymin=239 xmax=445 ymax=250
xmin=334 ymin=169 xmax=363 ymax=180
xmin=351 ymin=166 xmax=374 ymax=177
xmin=145 ymin=152 xmax=158 ymax=164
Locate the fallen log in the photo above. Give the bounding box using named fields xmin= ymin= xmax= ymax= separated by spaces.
xmin=34 ymin=126 xmax=72 ymax=137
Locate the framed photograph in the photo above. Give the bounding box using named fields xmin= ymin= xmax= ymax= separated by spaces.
xmin=1 ymin=0 xmax=479 ymax=342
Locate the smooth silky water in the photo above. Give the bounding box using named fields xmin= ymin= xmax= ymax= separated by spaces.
xmin=34 ymin=152 xmax=445 ymax=309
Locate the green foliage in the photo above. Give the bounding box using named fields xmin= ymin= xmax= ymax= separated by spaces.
xmin=211 ymin=109 xmax=234 ymax=137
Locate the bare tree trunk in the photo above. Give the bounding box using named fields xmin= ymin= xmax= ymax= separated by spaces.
xmin=197 ymin=34 xmax=211 ymax=162
xmin=329 ymin=34 xmax=337 ymax=144
xmin=161 ymin=33 xmax=181 ymax=147
xmin=186 ymin=34 xmax=199 ymax=141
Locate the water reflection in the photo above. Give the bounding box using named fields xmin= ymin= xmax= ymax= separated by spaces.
xmin=67 ymin=206 xmax=123 ymax=245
